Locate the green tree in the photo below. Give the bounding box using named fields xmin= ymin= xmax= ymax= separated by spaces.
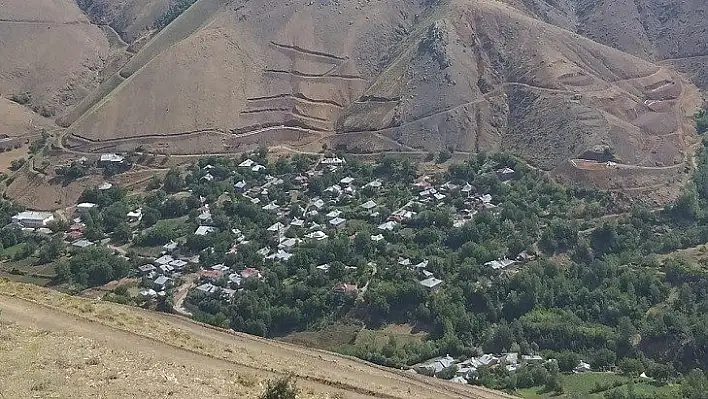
xmin=556 ymin=351 xmax=580 ymax=373
xmin=617 ymin=357 xmax=644 ymax=377
xmin=38 ymin=235 xmax=64 ymax=264
xmin=141 ymin=207 xmax=161 ymax=227
xmin=437 ymin=149 xmax=452 ymax=163
xmin=591 ymin=348 xmax=617 ymax=371
xmin=696 ymin=108 xmax=708 ymax=134
xmin=113 ymin=222 xmax=132 ymax=243
xmin=163 ymin=168 xmax=184 ymax=193
xmin=54 ymin=259 xmax=71 ymax=283
xmin=682 ymin=369 xmax=708 ymax=399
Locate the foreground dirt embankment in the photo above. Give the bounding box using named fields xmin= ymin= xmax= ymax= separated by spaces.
xmin=0 ymin=280 xmax=512 ymax=399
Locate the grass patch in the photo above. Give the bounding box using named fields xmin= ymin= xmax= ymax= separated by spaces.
xmin=280 ymin=321 xmax=361 ymax=351
xmin=130 ymin=245 xmax=167 ymax=258
xmin=517 ymin=372 xmax=680 ymax=398
xmin=2 ymin=243 xmax=26 ymax=258
xmin=0 ymin=271 xmax=52 ymax=286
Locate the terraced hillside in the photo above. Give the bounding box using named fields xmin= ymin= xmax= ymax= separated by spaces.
xmin=0 ymin=0 xmax=705 ymax=200
xmin=61 ymin=0 xmax=700 ymax=179
xmin=512 ymin=0 xmax=708 ymax=90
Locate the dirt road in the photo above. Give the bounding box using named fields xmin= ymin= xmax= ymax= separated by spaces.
xmin=173 ymin=272 xmax=198 ymax=316
xmin=0 ymin=285 xmax=513 ymax=399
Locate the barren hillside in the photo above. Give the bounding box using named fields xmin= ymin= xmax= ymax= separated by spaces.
xmin=0 ymin=0 xmax=705 ymax=200
xmin=61 ymin=0 xmax=700 ymax=178
xmin=511 ymin=0 xmax=708 ymax=90
xmin=0 ymin=97 xmax=53 ymax=137
xmin=75 ymin=0 xmax=171 ymax=43
xmin=0 ymin=280 xmax=511 ymax=399
xmin=0 ymin=0 xmax=110 ymax=118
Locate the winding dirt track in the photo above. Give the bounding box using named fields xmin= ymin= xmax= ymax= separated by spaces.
xmin=0 ymin=287 xmax=513 ymax=399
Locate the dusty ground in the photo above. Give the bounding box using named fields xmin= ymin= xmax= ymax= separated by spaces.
xmin=0 ymin=280 xmax=513 ymax=399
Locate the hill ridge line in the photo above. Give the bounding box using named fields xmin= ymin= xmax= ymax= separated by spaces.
xmin=0 ymin=287 xmax=512 ymax=399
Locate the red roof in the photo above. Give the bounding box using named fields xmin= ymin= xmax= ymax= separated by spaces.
xmin=201 ymin=270 xmax=224 ymax=281
xmin=332 ymin=283 xmax=358 ymax=294
xmin=67 ymin=230 xmax=83 ymax=240
xmin=241 ymin=267 xmax=262 ymax=279
xmin=69 ymin=223 xmax=85 ymax=231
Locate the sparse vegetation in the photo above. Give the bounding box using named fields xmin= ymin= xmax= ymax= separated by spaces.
xmin=29 ymin=131 xmax=49 ymax=154
xmin=9 ymin=158 xmax=26 ymax=171
xmin=154 ymin=0 xmax=197 ymax=30
xmin=10 ymin=92 xmax=31 ymax=105
xmin=696 ymin=108 xmax=708 ymax=135
xmin=260 ymin=375 xmax=299 ymax=399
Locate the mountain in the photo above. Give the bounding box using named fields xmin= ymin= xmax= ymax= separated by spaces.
xmin=0 ymin=0 xmax=705 ymax=199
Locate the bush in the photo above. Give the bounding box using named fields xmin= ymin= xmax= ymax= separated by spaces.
xmin=10 ymin=92 xmax=31 ymax=105
xmin=154 ymin=0 xmax=197 ymax=30
xmin=436 ymin=149 xmax=452 ymax=163
xmin=9 ymin=158 xmax=26 ymax=171
xmin=260 ymin=375 xmax=298 ymax=399
xmin=617 ymin=357 xmax=644 ymax=377
xmin=696 ymin=108 xmax=708 ymax=134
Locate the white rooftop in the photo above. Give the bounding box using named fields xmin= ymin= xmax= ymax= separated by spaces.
xmin=360 ymin=200 xmax=377 ymax=210
xmin=100 ymin=153 xmax=125 ymax=163
xmin=194 ymin=226 xmax=218 ymax=236
xmin=420 ymin=277 xmax=443 ymax=289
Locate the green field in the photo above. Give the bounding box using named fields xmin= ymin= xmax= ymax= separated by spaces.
xmin=517 ymin=372 xmax=680 ymax=398
xmin=0 ymin=271 xmax=53 ymax=286
xmin=1 ymin=243 xmax=26 ymax=259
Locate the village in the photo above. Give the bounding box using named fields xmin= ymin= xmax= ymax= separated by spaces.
xmin=2 ymin=149 xmax=619 ymax=391
xmin=8 ymin=151 xmax=534 ymax=301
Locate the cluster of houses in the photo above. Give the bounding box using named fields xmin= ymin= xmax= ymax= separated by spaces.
xmin=193 ymin=264 xmax=263 ymax=298
xmin=135 ymin=244 xmax=191 ymax=298
xmin=413 ymin=352 xmax=592 ymax=384
xmin=7 ymin=152 xmax=536 ymax=311
xmin=133 ymin=157 xmax=526 ymax=301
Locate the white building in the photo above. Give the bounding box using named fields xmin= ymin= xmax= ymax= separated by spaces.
xmin=194 ymin=226 xmax=218 ymax=236
xmin=321 ymin=157 xmax=346 ymax=165
xmin=305 ymin=230 xmax=329 ymax=241
xmin=99 ymin=153 xmax=125 ymax=164
xmin=378 ymin=221 xmax=399 ymax=231
xmin=11 ymin=211 xmax=54 ymax=228
xmin=420 ymin=277 xmax=444 ymax=290
xmin=238 ymin=159 xmax=255 ymax=168
xmin=360 ymin=200 xmax=377 ymax=210
xmin=329 ymin=217 xmax=346 ymax=229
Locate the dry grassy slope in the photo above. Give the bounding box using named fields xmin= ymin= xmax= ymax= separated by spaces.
xmin=0 ymin=281 xmax=512 ymax=399
xmin=65 ymin=0 xmax=700 ymax=177
xmin=0 ymin=97 xmax=53 ymax=137
xmin=0 ymin=0 xmax=110 ymax=118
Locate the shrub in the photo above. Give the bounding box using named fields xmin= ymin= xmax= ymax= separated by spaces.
xmin=10 ymin=92 xmax=31 ymax=105
xmin=696 ymin=108 xmax=708 ymax=134
xmin=260 ymin=375 xmax=298 ymax=399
